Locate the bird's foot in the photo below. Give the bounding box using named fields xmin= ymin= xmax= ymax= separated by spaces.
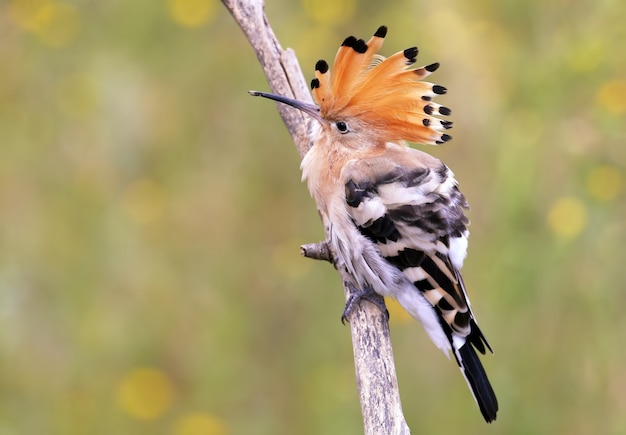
xmin=341 ymin=282 xmax=390 ymax=324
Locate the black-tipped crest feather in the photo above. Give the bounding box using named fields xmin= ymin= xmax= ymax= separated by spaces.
xmin=310 ymin=26 xmax=452 ymax=145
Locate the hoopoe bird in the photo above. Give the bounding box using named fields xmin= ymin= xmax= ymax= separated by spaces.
xmin=251 ymin=25 xmax=498 ymax=423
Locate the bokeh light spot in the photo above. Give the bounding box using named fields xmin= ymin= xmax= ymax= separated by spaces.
xmin=122 ymin=179 xmax=166 ymax=227
xmin=566 ymin=38 xmax=604 ymax=74
xmin=385 ymin=297 xmax=413 ymax=325
xmin=173 ymin=413 xmax=229 ymax=435
xmin=546 ymin=196 xmax=587 ymax=239
xmin=300 ymin=0 xmax=355 ymax=25
xmin=116 ymin=368 xmax=175 ymax=421
xmin=168 ymin=0 xmax=216 ymax=28
xmin=8 ymin=0 xmax=79 ymax=47
xmin=585 ymin=164 xmax=622 ymax=202
xmin=8 ymin=0 xmax=51 ymax=30
xmin=596 ymin=80 xmax=626 ymax=115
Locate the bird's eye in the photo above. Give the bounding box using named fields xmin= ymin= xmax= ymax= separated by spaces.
xmin=335 ymin=121 xmax=349 ymax=134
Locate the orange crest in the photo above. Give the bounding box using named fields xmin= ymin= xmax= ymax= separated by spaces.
xmin=310 ymin=26 xmax=453 ymax=145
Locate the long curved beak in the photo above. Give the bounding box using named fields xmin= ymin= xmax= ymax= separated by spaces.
xmin=249 ymin=90 xmax=322 ymax=122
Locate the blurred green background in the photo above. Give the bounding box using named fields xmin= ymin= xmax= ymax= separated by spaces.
xmin=1 ymin=0 xmax=625 ymax=433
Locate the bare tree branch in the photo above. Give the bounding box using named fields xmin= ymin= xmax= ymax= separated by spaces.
xmin=300 ymin=241 xmax=334 ymax=264
xmin=222 ymin=1 xmax=410 ymax=433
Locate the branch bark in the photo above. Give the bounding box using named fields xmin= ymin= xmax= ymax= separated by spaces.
xmin=222 ymin=1 xmax=410 ymax=433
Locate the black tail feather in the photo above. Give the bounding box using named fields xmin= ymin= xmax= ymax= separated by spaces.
xmin=458 ymin=343 xmax=498 ymax=423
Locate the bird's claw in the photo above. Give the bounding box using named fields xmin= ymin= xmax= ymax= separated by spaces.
xmin=341 ymin=282 xmax=390 ymax=324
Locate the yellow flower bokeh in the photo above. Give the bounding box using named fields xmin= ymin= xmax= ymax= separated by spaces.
xmin=385 ymin=297 xmax=413 ymax=325
xmin=173 ymin=413 xmax=229 ymax=435
xmin=585 ymin=164 xmax=622 ymax=202
xmin=566 ymin=38 xmax=604 ymax=74
xmin=300 ymin=0 xmax=355 ymax=25
xmin=8 ymin=0 xmax=79 ymax=47
xmin=596 ymin=79 xmax=626 ymax=115
xmin=546 ymin=196 xmax=588 ymax=239
xmin=116 ymin=367 xmax=175 ymax=421
xmin=122 ymin=179 xmax=167 ymax=227
xmin=168 ymin=0 xmax=216 ymax=28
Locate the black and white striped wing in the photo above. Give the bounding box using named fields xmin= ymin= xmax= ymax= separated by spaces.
xmin=343 ymin=158 xmax=486 ymax=344
xmin=342 ymin=153 xmax=498 ymax=422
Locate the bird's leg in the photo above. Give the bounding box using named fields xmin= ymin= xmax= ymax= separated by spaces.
xmin=341 ymin=281 xmax=390 ymax=324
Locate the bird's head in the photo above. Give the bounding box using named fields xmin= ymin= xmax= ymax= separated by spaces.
xmin=251 ymin=25 xmax=452 ymax=149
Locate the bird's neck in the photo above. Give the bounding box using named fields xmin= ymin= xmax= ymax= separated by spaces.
xmin=300 ymin=137 xmax=353 ymax=214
